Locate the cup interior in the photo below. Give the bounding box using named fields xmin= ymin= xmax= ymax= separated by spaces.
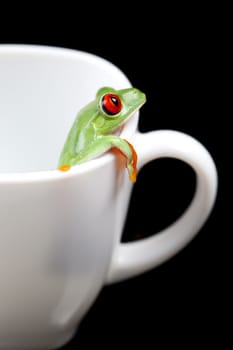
xmin=0 ymin=45 xmax=133 ymax=174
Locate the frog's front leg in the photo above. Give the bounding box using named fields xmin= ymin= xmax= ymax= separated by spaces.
xmin=59 ymin=135 xmax=138 ymax=182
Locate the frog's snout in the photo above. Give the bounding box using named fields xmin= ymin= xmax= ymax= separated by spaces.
xmin=122 ymin=87 xmax=146 ymax=108
xmin=133 ymin=88 xmax=146 ymax=104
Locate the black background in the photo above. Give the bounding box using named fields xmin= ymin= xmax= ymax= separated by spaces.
xmin=0 ymin=4 xmax=228 ymax=349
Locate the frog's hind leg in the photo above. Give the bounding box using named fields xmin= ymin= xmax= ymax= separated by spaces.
xmin=111 ymin=139 xmax=137 ymax=182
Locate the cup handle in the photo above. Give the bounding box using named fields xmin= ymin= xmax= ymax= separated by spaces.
xmin=106 ymin=130 xmax=218 ymax=284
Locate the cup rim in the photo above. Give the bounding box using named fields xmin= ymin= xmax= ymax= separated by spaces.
xmin=0 ymin=44 xmax=137 ymax=183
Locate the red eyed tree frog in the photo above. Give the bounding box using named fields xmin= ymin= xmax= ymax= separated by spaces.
xmin=58 ymin=86 xmax=146 ymax=182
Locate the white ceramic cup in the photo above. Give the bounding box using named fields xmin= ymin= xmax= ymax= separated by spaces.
xmin=0 ymin=45 xmax=218 ymax=349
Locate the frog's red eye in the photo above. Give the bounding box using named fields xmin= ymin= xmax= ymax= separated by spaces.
xmin=101 ymin=93 xmax=122 ymax=116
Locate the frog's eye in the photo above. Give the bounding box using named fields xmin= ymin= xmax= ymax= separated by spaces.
xmin=101 ymin=93 xmax=122 ymax=116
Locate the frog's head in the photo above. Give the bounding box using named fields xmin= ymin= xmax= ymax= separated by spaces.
xmin=94 ymin=86 xmax=146 ymax=134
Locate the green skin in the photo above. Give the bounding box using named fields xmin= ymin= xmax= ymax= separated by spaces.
xmin=58 ymin=86 xmax=146 ymax=182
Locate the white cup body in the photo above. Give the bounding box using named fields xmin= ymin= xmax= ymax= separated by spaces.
xmin=0 ymin=45 xmax=135 ymax=349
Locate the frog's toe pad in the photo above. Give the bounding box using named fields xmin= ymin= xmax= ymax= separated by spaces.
xmin=129 ymin=170 xmax=137 ymax=182
xmin=58 ymin=165 xmax=71 ymax=171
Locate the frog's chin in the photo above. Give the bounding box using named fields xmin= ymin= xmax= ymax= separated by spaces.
xmin=111 ymin=124 xmax=125 ymax=136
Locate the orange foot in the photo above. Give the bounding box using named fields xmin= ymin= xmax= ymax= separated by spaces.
xmin=58 ymin=165 xmax=71 ymax=172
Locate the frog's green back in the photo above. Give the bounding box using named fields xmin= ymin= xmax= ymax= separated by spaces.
xmin=58 ymin=100 xmax=98 ymax=165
